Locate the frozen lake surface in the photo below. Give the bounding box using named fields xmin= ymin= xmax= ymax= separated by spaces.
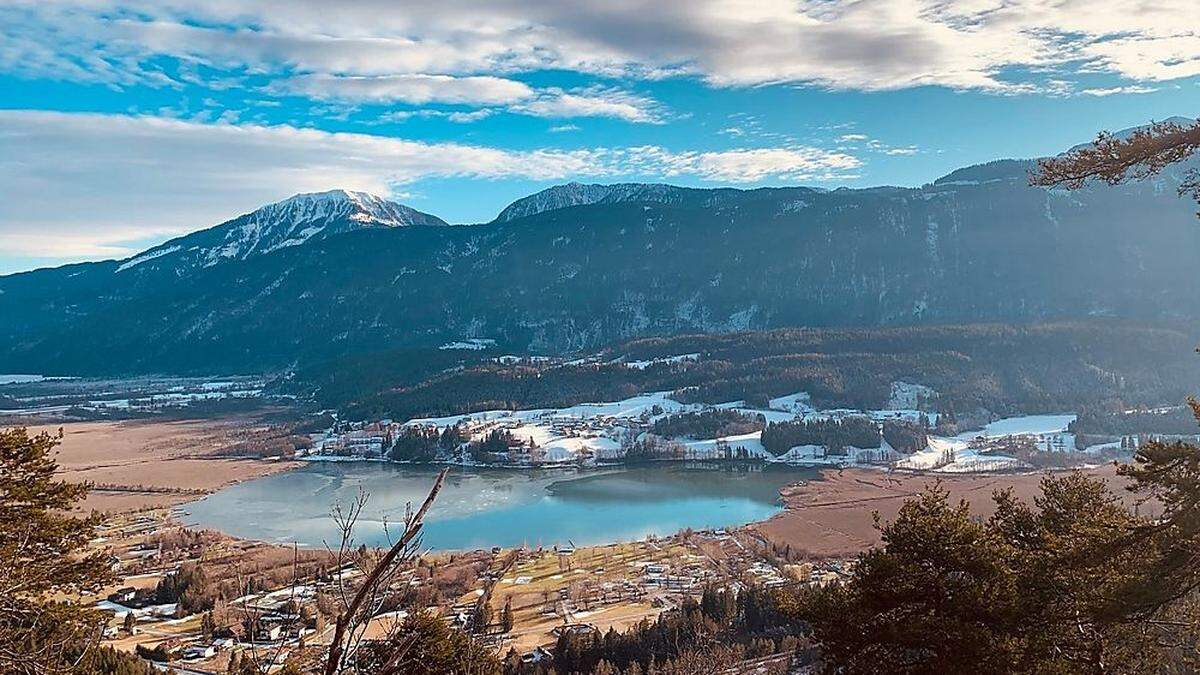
xmin=182 ymin=462 xmax=818 ymax=551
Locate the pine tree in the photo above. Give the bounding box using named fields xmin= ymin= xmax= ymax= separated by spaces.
xmin=500 ymin=597 xmax=514 ymax=633
xmin=0 ymin=427 xmax=116 ymax=675
xmin=201 ymin=610 xmax=216 ymax=641
xmin=473 ymin=597 xmax=492 ymax=632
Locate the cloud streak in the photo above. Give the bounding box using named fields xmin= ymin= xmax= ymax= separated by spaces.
xmin=4 ymin=0 xmax=1198 ymax=105
xmin=0 ymin=110 xmax=859 ymax=263
xmin=276 ymin=76 xmax=667 ymax=122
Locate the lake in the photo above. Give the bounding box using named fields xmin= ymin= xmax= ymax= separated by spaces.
xmin=181 ymin=462 xmax=819 ymax=551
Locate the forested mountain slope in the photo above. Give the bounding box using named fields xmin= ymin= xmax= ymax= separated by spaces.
xmin=3 ymin=153 xmax=1199 ymax=375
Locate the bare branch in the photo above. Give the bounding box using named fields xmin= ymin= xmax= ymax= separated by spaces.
xmin=323 ymin=468 xmax=448 ymax=675
xmin=1031 ymin=118 xmax=1200 ymax=191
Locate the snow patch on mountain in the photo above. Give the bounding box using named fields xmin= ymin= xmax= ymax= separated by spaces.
xmin=887 ymin=381 xmax=937 ymax=410
xmin=113 ymin=189 xmax=446 ymax=274
xmin=494 ymin=182 xmax=676 ymax=222
xmin=493 ymin=181 xmax=821 ymax=222
xmin=116 ymin=245 xmax=181 ymax=272
xmin=203 ymin=190 xmax=444 ymax=264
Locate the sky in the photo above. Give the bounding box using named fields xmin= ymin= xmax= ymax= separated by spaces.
xmin=1 ymin=1 xmax=1199 ymax=274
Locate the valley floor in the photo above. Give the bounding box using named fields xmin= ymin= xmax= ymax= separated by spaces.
xmin=27 ymin=415 xmax=300 ymax=512
xmin=26 ymin=412 xmax=1140 ymax=671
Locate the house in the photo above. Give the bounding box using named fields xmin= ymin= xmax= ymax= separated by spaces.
xmin=182 ymin=644 xmax=216 ymax=660
xmin=522 ymin=647 xmax=554 ymax=664
xmin=551 ymin=623 xmax=597 ymax=638
xmin=248 ymin=624 xmax=282 ymax=642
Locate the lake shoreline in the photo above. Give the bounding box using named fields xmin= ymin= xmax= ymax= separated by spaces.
xmin=38 ymin=415 xmax=1125 ymax=558
xmin=179 ymin=461 xmax=818 ymax=552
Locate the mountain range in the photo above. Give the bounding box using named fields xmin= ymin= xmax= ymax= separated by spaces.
xmin=3 ymin=130 xmax=1200 ymax=376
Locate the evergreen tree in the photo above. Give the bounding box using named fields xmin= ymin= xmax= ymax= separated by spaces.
xmin=0 ymin=427 xmax=116 ymax=675
xmin=201 ymin=610 xmax=216 ymax=641
xmin=500 ymin=597 xmax=514 ymax=633
xmin=358 ymin=612 xmax=499 ymax=674
xmin=789 ymin=472 xmax=1191 ymax=673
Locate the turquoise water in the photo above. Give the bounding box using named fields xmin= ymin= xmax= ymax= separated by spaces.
xmin=182 ymin=462 xmax=817 ymax=551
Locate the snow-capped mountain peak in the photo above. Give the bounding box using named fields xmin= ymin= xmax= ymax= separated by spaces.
xmin=116 ymin=189 xmax=446 ymax=273
xmin=491 ymin=181 xmax=830 ymax=223
xmin=267 ymin=189 xmax=435 ymax=228
xmin=493 ymin=182 xmax=671 ymax=222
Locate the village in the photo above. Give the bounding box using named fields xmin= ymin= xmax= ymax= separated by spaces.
xmin=23 ymin=363 xmax=1165 ymax=672
xmin=86 ymin=503 xmax=854 ymax=672
xmin=298 ymin=381 xmax=1114 ymax=475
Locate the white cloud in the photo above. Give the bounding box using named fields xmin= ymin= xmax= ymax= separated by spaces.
xmin=0 ymin=110 xmax=602 ymax=260
xmin=627 ymin=145 xmax=861 ymax=183
xmin=271 ymin=75 xmax=665 ymax=123
xmin=0 ymin=110 xmax=862 ymax=261
xmin=834 ymin=133 xmax=919 ymax=156
xmin=275 ymin=73 xmax=535 ymax=105
xmin=374 ymin=109 xmax=496 ymax=124
xmin=513 ymin=86 xmax=666 ymax=123
xmin=0 ymin=230 xmax=167 ymax=261
xmin=1078 ymin=85 xmax=1159 ymax=97
xmin=447 ymin=109 xmax=496 ymax=123
xmin=4 ymin=0 xmax=1198 ymax=100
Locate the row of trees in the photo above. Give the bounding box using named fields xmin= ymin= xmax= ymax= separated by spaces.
xmin=650 ymin=409 xmax=764 ymax=440
xmin=389 ymin=425 xmax=525 ymax=463
xmin=880 ymin=419 xmax=928 ymax=454
xmin=520 ymin=585 xmax=806 ymax=675
xmin=389 ymin=424 xmax=469 ymax=462
xmin=1070 ymin=405 xmax=1200 ymax=437
xmin=345 ymin=320 xmax=1200 ymax=426
xmin=759 ymin=417 xmax=881 ymax=456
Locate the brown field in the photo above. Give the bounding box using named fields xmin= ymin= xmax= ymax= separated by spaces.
xmin=22 ymin=416 xmax=300 ymax=512
xmin=753 ymin=464 xmax=1138 ymax=558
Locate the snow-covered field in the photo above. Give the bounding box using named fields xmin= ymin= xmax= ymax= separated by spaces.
xmin=615 ymin=352 xmax=700 ymax=370
xmin=976 ymin=414 xmax=1075 ymax=437
xmin=0 ymin=375 xmax=265 ymax=417
xmin=896 ymin=436 xmax=1026 ymax=473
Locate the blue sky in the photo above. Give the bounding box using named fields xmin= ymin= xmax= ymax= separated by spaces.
xmin=1 ymin=1 xmax=1199 ymax=274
